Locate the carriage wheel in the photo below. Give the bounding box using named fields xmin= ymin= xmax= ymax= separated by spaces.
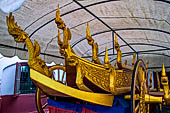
xmin=35 ymin=88 xmax=48 ymax=113
xmin=131 ymin=59 xmax=149 ymax=113
xmin=35 ymin=66 xmax=66 ymax=113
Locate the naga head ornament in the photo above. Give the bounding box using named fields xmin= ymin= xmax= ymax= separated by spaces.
xmin=6 ymin=13 xmax=28 ymax=42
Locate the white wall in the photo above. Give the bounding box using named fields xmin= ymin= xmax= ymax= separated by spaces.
xmin=0 ymin=54 xmax=27 ymax=95
xmin=0 ymin=54 xmax=59 ymax=95
xmin=1 ymin=64 xmax=16 ymax=95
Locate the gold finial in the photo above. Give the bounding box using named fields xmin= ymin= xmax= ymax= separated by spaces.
xmin=57 ymin=4 xmax=60 ymax=14
xmin=58 ymin=4 xmax=59 ymax=11
xmin=104 ymin=48 xmax=110 ymax=64
xmin=86 ymin=23 xmax=94 ymax=45
xmin=114 ymin=33 xmax=122 ymax=69
xmin=104 ymin=48 xmax=111 ymax=68
xmin=114 ymin=33 xmax=120 ymax=51
xmin=162 ymin=64 xmax=166 ymax=77
xmin=86 ymin=23 xmax=90 ymax=36
xmin=56 ymin=4 xmax=60 ymax=22
xmin=55 ymin=4 xmax=66 ymax=30
xmin=132 ymin=53 xmax=136 ymax=66
xmin=115 ymin=33 xmax=118 ymax=45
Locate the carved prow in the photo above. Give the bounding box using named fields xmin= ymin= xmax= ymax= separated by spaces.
xmin=6 ymin=13 xmax=53 ymax=78
xmin=6 ymin=12 xmax=34 ymax=60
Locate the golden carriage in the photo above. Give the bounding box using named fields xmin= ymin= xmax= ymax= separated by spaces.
xmin=6 ymin=5 xmax=170 ymax=113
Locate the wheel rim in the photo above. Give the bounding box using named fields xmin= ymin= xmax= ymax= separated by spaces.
xmin=55 ymin=66 xmax=66 ymax=84
xmin=131 ymin=59 xmax=148 ymax=113
xmin=35 ymin=88 xmax=48 ymax=113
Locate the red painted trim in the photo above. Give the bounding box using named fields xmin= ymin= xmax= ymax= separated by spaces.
xmin=14 ymin=62 xmax=19 ymax=95
xmin=19 ymin=62 xmax=28 ymax=66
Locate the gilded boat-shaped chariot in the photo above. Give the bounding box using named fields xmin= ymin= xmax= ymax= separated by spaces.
xmin=6 ymin=5 xmax=170 ymax=113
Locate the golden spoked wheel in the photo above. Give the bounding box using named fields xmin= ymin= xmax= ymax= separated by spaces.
xmin=131 ymin=59 xmax=149 ymax=113
xmin=35 ymin=66 xmax=66 ymax=113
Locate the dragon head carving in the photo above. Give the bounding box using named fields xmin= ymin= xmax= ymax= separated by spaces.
xmin=6 ymin=13 xmax=28 ymax=42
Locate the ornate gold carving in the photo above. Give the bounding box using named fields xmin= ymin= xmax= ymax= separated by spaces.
xmin=114 ymin=70 xmax=132 ymax=88
xmin=76 ymin=56 xmax=110 ymax=92
xmin=76 ymin=63 xmax=92 ymax=92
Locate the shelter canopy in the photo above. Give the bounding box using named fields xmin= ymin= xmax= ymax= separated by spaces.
xmin=0 ymin=0 xmax=170 ymax=69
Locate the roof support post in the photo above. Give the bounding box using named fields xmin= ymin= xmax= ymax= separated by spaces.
xmin=136 ymin=52 xmax=139 ymax=60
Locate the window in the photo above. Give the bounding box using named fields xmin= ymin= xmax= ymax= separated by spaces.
xmin=14 ymin=62 xmax=36 ymax=95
